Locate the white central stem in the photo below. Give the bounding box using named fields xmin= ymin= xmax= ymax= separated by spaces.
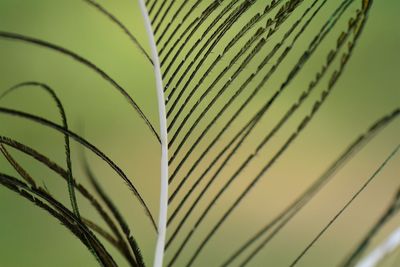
xmin=138 ymin=1 xmax=168 ymax=267
xmin=356 ymin=227 xmax=400 ymax=267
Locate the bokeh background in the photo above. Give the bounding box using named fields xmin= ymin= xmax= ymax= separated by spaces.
xmin=0 ymin=0 xmax=399 ymax=266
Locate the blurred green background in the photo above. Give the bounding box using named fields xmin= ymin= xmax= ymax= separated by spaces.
xmin=0 ymin=0 xmax=399 ymax=266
